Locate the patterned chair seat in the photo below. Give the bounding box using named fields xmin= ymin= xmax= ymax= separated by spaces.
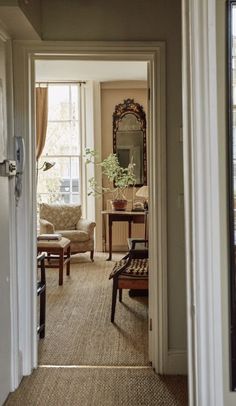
xmin=109 ymin=242 xmax=148 ymax=322
xmin=109 ymin=258 xmax=148 ymax=279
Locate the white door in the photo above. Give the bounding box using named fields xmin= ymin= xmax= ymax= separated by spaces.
xmin=0 ymin=37 xmax=12 ymax=405
xmin=0 ymin=177 xmax=11 ymax=405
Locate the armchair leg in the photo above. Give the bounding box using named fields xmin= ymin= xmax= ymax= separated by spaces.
xmin=119 ymin=288 xmax=122 ymax=302
xmin=90 ymin=250 xmax=94 ymax=262
xmin=111 ymin=279 xmax=118 ymax=323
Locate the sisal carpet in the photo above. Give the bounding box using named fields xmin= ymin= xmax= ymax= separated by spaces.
xmin=5 ymin=367 xmax=188 ymax=406
xmin=38 ymin=253 xmax=149 ymax=366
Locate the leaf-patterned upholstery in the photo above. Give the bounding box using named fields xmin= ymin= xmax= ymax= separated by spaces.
xmin=39 ymin=203 xmax=96 ymax=261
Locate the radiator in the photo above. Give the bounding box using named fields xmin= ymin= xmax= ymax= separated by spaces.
xmin=104 ymin=199 xmax=145 ymax=252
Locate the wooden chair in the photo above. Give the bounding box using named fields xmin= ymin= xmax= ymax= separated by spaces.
xmin=109 ymin=239 xmax=148 ymax=322
xmin=37 ymin=253 xmax=46 ymax=338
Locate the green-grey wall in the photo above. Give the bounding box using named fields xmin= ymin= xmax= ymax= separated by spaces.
xmin=18 ymin=0 xmax=41 ymax=36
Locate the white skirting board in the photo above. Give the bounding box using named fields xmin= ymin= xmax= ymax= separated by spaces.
xmin=164 ymin=350 xmax=187 ymax=375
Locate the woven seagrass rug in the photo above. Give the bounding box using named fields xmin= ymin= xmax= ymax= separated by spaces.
xmin=5 ymin=367 xmax=188 ymax=406
xmin=38 ymin=253 xmax=149 ymax=366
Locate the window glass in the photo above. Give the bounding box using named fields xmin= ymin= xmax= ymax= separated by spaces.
xmin=37 ymin=84 xmax=81 ymax=205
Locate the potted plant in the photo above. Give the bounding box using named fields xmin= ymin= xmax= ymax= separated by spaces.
xmin=85 ymin=148 xmax=136 ymax=210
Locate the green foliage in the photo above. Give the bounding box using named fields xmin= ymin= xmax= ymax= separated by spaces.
xmin=85 ymin=148 xmax=136 ymax=200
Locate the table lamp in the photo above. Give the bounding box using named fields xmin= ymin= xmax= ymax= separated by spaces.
xmin=136 ymin=185 xmax=149 ymax=210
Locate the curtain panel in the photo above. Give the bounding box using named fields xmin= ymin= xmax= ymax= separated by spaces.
xmin=36 ymin=86 xmax=48 ymax=161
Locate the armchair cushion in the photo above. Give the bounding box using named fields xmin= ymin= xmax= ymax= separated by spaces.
xmin=40 ymin=203 xmax=82 ymax=230
xmin=39 ymin=218 xmax=55 ymax=234
xmin=57 ymin=229 xmax=90 ymax=243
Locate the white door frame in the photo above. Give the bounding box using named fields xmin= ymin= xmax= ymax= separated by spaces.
xmin=182 ymin=0 xmax=224 ymax=405
xmin=12 ymin=40 xmax=167 ymax=377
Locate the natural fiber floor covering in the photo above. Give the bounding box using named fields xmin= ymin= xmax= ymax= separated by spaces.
xmin=38 ymin=253 xmax=149 ymax=366
xmin=5 ymin=367 xmax=188 ymax=406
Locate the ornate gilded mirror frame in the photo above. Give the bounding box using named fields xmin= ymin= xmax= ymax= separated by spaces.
xmin=113 ymin=98 xmax=147 ymax=187
xmin=227 ymin=0 xmax=236 ymax=391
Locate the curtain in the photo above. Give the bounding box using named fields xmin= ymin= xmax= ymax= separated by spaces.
xmin=36 ymin=86 xmax=48 ymax=161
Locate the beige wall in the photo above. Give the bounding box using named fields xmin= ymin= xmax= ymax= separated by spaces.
xmin=40 ymin=0 xmax=186 ymax=352
xmin=101 ymin=81 xmax=147 ymax=250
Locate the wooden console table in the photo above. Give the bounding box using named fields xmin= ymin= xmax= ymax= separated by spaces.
xmin=101 ymin=210 xmax=145 ymax=260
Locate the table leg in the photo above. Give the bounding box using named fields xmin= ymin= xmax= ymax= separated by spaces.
xmin=128 ymin=220 xmax=132 ymax=238
xmin=59 ymin=249 xmax=64 ymax=286
xmin=107 ymin=216 xmax=112 ymax=261
xmin=66 ymin=245 xmax=71 ymax=276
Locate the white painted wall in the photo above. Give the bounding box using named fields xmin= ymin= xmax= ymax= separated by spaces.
xmin=41 ymin=0 xmax=186 ymax=353
xmin=0 ymin=38 xmax=11 ymax=406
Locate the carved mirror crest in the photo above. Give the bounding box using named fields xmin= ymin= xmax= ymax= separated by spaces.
xmin=113 ymin=98 xmax=147 ymax=187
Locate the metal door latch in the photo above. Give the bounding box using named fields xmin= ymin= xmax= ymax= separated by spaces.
xmin=0 ymin=160 xmax=17 ymax=177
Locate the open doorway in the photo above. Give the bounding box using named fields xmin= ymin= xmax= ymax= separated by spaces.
xmin=13 ymin=42 xmax=174 ymax=379
xmin=35 ymin=59 xmax=150 ymax=367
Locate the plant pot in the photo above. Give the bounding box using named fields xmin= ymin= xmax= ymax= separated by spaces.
xmin=112 ymin=199 xmax=128 ymax=211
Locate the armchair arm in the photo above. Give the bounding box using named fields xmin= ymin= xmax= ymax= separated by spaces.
xmin=76 ymin=218 xmax=96 ymax=237
xmin=39 ymin=219 xmax=55 ymax=234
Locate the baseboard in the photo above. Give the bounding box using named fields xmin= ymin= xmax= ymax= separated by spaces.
xmin=105 ymin=245 xmax=127 ymax=252
xmin=164 ymin=350 xmax=187 ymax=375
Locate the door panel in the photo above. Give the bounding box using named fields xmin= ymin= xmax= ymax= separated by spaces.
xmin=0 ymin=177 xmax=11 ymax=405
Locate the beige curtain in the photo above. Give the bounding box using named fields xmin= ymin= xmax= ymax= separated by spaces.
xmin=36 ymin=86 xmax=48 ymax=161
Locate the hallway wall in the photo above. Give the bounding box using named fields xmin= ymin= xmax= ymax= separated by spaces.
xmin=41 ymin=0 xmax=186 ymax=352
xmin=101 ymin=81 xmax=147 ymax=251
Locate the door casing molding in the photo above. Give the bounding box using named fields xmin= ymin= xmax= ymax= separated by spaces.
xmin=182 ymin=0 xmax=224 ymax=404
xmin=11 ymin=40 xmax=173 ymax=380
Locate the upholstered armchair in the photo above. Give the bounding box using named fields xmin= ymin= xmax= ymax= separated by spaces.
xmin=39 ymin=203 xmax=96 ymax=261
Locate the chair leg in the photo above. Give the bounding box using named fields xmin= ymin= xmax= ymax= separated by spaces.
xmin=111 ymin=279 xmax=118 ymax=323
xmin=59 ymin=250 xmax=64 ymax=286
xmin=90 ymin=250 xmax=94 ymax=262
xmin=39 ymin=288 xmax=46 ymax=338
xmin=66 ymin=245 xmax=71 ymax=276
xmin=119 ymin=288 xmax=122 ymax=302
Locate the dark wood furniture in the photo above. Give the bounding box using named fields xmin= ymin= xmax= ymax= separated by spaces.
xmin=37 ymin=237 xmax=71 ymax=286
xmin=37 ymin=253 xmax=46 ymax=339
xmin=109 ymin=239 xmax=148 ymax=322
xmin=102 ymin=210 xmax=145 ymax=260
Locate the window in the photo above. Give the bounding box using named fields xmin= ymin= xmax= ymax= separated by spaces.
xmin=37 ymin=84 xmax=82 ymax=204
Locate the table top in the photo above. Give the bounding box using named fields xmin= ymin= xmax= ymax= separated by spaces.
xmin=101 ymin=210 xmax=146 ymax=215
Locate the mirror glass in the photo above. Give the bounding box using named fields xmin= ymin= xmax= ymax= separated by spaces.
xmin=113 ymin=99 xmax=147 ymax=186
xmin=228 ymin=0 xmax=236 ymax=391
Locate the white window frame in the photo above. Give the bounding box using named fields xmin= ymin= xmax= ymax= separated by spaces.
xmin=38 ymin=83 xmax=82 ymax=205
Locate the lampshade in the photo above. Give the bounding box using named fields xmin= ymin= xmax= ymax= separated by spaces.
xmin=136 ymin=185 xmax=148 ymax=199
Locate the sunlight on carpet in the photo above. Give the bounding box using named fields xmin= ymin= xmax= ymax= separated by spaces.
xmin=38 ymin=253 xmax=149 ymax=366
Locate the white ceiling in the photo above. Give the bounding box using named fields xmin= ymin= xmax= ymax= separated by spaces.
xmin=35 ymin=60 xmax=147 ymax=82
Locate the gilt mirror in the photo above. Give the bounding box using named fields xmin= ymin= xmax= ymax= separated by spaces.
xmin=113 ymin=98 xmax=147 ymax=186
xmin=228 ymin=0 xmax=236 ymax=391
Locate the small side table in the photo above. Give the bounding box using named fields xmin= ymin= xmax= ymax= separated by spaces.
xmin=37 ymin=237 xmax=71 ymax=286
